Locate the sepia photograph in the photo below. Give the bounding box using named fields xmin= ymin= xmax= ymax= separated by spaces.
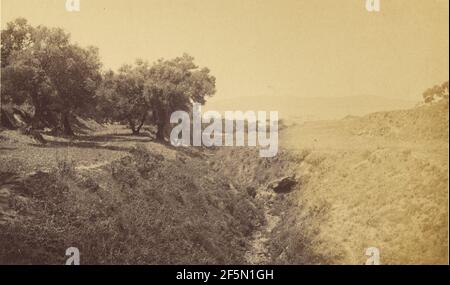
xmin=0 ymin=0 xmax=448 ymax=270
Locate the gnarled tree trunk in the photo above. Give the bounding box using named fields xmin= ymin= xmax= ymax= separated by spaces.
xmin=62 ymin=113 xmax=74 ymax=136
xmin=130 ymin=112 xmax=147 ymax=135
xmin=155 ymin=122 xmax=165 ymax=141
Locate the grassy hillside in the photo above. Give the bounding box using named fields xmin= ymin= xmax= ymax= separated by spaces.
xmin=0 ymin=137 xmax=267 ymax=264
xmin=0 ymin=101 xmax=447 ymax=264
xmin=273 ymin=101 xmax=449 ymax=264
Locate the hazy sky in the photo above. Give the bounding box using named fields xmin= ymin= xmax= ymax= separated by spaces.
xmin=1 ymin=0 xmax=448 ymax=102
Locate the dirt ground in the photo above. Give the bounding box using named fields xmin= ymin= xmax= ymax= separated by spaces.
xmin=0 ymin=125 xmax=175 ymax=175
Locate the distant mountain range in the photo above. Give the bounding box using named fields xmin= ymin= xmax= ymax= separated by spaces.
xmin=204 ymin=95 xmax=417 ymax=121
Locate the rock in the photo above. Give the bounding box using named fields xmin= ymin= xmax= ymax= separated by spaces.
xmin=0 ymin=187 xmax=17 ymax=225
xmin=246 ymin=186 xmax=257 ymax=198
xmin=0 ymin=188 xmax=11 ymax=208
xmin=267 ymin=175 xmax=297 ymax=193
xmin=1 ymin=107 xmax=30 ymax=129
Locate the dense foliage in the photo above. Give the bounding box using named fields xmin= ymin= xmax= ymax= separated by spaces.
xmin=1 ymin=18 xmax=216 ymax=139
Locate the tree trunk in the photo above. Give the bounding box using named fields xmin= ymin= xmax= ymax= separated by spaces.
xmin=135 ymin=113 xmax=147 ymax=135
xmin=50 ymin=112 xmax=63 ymax=135
xmin=129 ymin=119 xmax=139 ymax=135
xmin=31 ymin=95 xmax=44 ymax=129
xmin=155 ymin=122 xmax=166 ymax=141
xmin=63 ymin=113 xmax=74 ymax=136
xmin=32 ymin=106 xmax=43 ymax=129
xmin=151 ymin=101 xmax=168 ymax=142
xmin=130 ymin=113 xmax=147 ymax=136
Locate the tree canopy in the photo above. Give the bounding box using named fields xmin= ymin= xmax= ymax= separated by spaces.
xmin=96 ymin=54 xmax=216 ymax=138
xmin=1 ymin=18 xmax=216 ymax=139
xmin=423 ymin=81 xmax=449 ymax=104
xmin=144 ymin=54 xmax=216 ymax=140
xmin=96 ymin=61 xmax=150 ymax=135
xmin=1 ymin=18 xmax=102 ymax=135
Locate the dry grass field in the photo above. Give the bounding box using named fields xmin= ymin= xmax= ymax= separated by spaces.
xmin=275 ymin=101 xmax=448 ymax=264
